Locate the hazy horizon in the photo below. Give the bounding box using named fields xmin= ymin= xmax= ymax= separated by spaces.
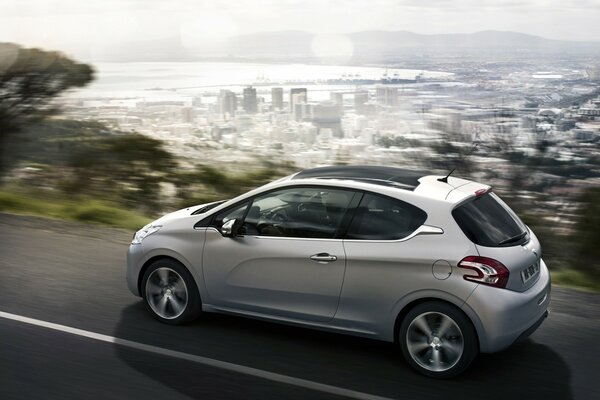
xmin=2 ymin=0 xmax=600 ymax=62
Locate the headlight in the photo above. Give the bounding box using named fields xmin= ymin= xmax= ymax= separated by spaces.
xmin=131 ymin=224 xmax=162 ymax=245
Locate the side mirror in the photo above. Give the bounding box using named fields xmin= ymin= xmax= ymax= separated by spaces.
xmin=221 ymin=219 xmax=241 ymax=237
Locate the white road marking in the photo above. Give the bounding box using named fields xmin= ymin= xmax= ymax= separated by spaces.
xmin=0 ymin=310 xmax=396 ymax=400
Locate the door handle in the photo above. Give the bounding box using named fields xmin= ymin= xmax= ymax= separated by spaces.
xmin=310 ymin=253 xmax=337 ymax=263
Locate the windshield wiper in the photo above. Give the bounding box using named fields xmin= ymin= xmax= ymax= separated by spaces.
xmin=498 ymin=231 xmax=527 ymax=246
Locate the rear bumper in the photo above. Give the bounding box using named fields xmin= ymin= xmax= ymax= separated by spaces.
xmin=514 ymin=309 xmax=548 ymax=344
xmin=463 ymin=259 xmax=551 ymax=353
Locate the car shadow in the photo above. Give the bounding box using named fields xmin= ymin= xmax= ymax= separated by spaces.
xmin=113 ymin=302 xmax=573 ymax=400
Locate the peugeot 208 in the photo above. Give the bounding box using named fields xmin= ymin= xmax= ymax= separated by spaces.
xmin=127 ymin=165 xmax=550 ymax=378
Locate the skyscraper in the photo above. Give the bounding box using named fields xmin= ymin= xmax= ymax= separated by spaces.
xmin=219 ymin=89 xmax=237 ymax=119
xmin=271 ymin=87 xmax=283 ymax=110
xmin=243 ymin=86 xmax=258 ymax=114
xmin=290 ymin=88 xmax=307 ymax=121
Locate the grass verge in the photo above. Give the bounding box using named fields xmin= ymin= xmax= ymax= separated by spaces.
xmin=551 ymin=269 xmax=600 ymax=293
xmin=0 ymin=189 xmax=150 ymax=230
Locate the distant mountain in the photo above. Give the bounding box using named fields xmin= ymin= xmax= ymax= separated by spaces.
xmin=230 ymin=30 xmax=314 ymax=56
xmin=91 ymin=30 xmax=600 ymax=62
xmin=229 ymin=30 xmax=599 ymax=58
xmin=89 ymin=36 xmax=189 ymax=62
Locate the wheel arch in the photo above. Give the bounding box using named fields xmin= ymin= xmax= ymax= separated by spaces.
xmin=392 ymin=292 xmax=481 ymax=352
xmin=137 ymin=251 xmax=202 ymax=300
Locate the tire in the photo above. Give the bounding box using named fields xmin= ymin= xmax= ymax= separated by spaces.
xmin=141 ymin=258 xmax=201 ymax=325
xmin=399 ymin=301 xmax=478 ymax=378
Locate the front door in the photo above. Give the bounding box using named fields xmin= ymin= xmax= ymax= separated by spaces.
xmin=202 ymin=186 xmax=356 ymax=322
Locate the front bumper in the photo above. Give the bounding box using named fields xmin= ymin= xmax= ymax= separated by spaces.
xmin=463 ymin=259 xmax=551 ymax=353
xmin=126 ymin=243 xmax=145 ymax=297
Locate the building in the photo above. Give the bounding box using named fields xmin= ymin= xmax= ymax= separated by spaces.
xmin=219 ymin=90 xmax=237 ymax=119
xmin=376 ymin=86 xmax=398 ymax=107
xmin=586 ymin=66 xmax=600 ymax=81
xmin=271 ymin=87 xmax=283 ymax=110
xmin=235 ymin=115 xmax=254 ymax=132
xmin=243 ymin=86 xmax=258 ymax=114
xmin=294 ymin=103 xmax=313 ymax=123
xmin=181 ymin=106 xmax=196 ymax=123
xmin=290 ymin=88 xmax=308 ymax=120
xmin=578 ymin=108 xmax=600 ymax=117
xmin=354 ymin=91 xmax=369 ymax=114
xmin=313 ymin=101 xmax=343 ymax=138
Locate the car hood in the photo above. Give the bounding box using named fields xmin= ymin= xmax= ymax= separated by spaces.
xmin=153 ymin=201 xmax=223 ymax=225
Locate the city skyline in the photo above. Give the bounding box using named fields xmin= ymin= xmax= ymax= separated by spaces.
xmin=1 ymin=0 xmax=600 ymax=61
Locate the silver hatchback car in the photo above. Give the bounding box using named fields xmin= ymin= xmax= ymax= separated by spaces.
xmin=127 ymin=165 xmax=550 ymax=378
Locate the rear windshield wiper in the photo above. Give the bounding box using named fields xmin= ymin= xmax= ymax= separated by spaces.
xmin=497 ymin=231 xmax=527 ymax=246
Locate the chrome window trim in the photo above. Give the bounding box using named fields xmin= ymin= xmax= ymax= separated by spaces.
xmin=342 ymin=224 xmax=444 ymax=243
xmin=201 ymin=224 xmax=443 ymax=243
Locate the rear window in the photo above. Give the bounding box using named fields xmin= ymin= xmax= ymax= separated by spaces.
xmin=452 ymin=192 xmax=528 ymax=247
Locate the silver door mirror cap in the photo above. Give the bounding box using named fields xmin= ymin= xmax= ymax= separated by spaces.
xmin=221 ymin=219 xmax=239 ymax=237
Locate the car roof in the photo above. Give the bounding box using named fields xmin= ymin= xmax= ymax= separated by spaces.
xmin=287 ymin=165 xmax=490 ymax=204
xmin=291 ymin=165 xmax=426 ymax=190
xmin=187 ymin=166 xmax=491 ymax=226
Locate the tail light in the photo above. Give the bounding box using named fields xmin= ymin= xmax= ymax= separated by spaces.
xmin=458 ymin=256 xmax=509 ymax=288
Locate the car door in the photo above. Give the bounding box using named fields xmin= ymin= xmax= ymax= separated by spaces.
xmin=202 ymin=186 xmax=358 ymax=322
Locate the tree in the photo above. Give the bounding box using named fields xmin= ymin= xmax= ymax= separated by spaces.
xmin=66 ymin=132 xmax=177 ymax=213
xmin=6 ymin=117 xmax=178 ymax=214
xmin=0 ymin=43 xmax=94 ymax=174
xmin=174 ymin=161 xmax=297 ymax=208
xmin=428 ymin=133 xmax=478 ymax=178
xmin=572 ymin=187 xmax=600 ymax=280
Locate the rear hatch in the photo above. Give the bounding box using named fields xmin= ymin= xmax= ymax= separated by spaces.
xmin=452 ymin=191 xmax=542 ymax=292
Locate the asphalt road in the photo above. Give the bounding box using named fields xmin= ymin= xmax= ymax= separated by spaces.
xmin=1 ymin=213 xmax=599 ymax=400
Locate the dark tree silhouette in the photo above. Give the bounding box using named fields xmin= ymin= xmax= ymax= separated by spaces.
xmin=66 ymin=132 xmax=178 ymax=213
xmin=573 ymin=187 xmax=600 ymax=280
xmin=0 ymin=43 xmax=94 ymax=174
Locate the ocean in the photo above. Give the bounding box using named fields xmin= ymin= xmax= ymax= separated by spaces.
xmin=70 ymin=61 xmax=452 ymax=102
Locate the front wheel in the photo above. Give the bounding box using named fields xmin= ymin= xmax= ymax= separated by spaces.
xmin=141 ymin=259 xmax=201 ymax=325
xmin=399 ymin=301 xmax=478 ymax=378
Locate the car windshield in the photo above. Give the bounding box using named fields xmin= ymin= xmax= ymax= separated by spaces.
xmin=452 ymin=192 xmax=528 ymax=247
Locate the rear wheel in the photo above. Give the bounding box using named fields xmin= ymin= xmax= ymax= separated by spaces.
xmin=142 ymin=259 xmax=201 ymax=325
xmin=399 ymin=301 xmax=478 ymax=378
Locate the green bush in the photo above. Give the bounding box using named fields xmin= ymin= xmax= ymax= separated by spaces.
xmin=0 ymin=189 xmax=149 ymax=230
xmin=0 ymin=190 xmax=60 ymax=215
xmin=69 ymin=201 xmax=149 ymax=229
xmin=552 ymin=269 xmax=600 ymax=292
xmin=572 ymin=188 xmax=600 ymax=280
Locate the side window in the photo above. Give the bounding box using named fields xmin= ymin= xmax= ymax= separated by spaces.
xmin=211 ymin=202 xmax=249 ymax=230
xmin=243 ymin=187 xmax=355 ymax=239
xmin=346 ymin=193 xmax=427 ymax=240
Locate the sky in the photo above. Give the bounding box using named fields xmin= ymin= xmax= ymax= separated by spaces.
xmin=1 ymin=0 xmax=599 ymax=60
